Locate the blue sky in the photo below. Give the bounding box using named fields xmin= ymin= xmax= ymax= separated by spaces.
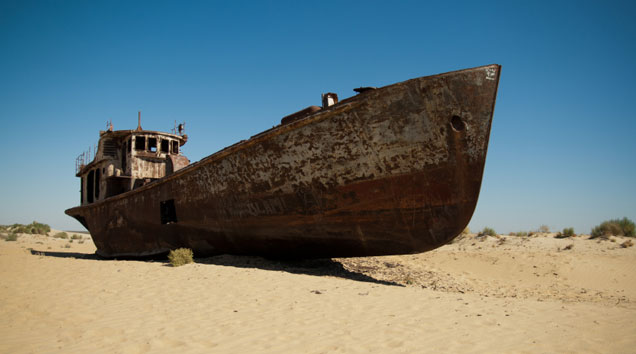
xmin=1 ymin=0 xmax=634 ymax=234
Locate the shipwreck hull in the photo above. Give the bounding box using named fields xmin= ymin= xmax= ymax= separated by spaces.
xmin=66 ymin=64 xmax=501 ymax=258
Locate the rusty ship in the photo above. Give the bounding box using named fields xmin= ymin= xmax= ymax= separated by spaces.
xmin=65 ymin=64 xmax=501 ymax=258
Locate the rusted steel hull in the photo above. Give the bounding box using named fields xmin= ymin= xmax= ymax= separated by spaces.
xmin=66 ymin=64 xmax=501 ymax=258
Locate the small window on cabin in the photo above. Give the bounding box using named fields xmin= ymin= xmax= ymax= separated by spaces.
xmin=122 ymin=143 xmax=127 ymax=172
xmin=148 ymin=137 xmax=157 ymax=152
xmin=127 ymin=138 xmax=132 ymax=153
xmin=161 ymin=139 xmax=169 ymax=154
xmin=87 ymin=170 xmax=94 ymax=204
xmin=135 ymin=136 xmax=146 ymax=151
xmin=172 ymin=141 xmax=179 ymax=154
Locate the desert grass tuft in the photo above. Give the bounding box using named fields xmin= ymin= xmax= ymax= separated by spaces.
xmin=621 ymin=239 xmax=634 ymax=248
xmin=168 ymin=248 xmax=194 ymax=267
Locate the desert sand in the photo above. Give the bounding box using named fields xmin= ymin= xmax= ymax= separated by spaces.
xmin=1 ymin=231 xmax=635 ymax=353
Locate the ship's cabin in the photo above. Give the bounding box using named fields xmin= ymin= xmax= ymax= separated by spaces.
xmin=76 ymin=129 xmax=189 ymax=206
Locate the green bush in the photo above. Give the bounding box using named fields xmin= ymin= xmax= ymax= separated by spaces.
xmin=5 ymin=233 xmax=18 ymax=241
xmin=478 ymin=227 xmax=497 ymax=237
xmin=70 ymin=234 xmax=82 ymax=240
xmin=168 ymin=248 xmax=194 ymax=267
xmin=54 ymin=232 xmax=68 ymax=239
xmin=510 ymin=231 xmax=528 ymax=237
xmin=10 ymin=221 xmax=51 ymax=235
xmin=556 ymin=227 xmax=575 ymax=238
xmin=591 ymin=217 xmax=635 ymax=238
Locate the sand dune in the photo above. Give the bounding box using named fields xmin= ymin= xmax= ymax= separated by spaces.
xmin=1 ymin=231 xmax=635 ymax=353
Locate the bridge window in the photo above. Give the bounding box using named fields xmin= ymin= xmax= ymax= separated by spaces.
xmin=161 ymin=139 xmax=169 ymax=153
xmin=122 ymin=142 xmax=127 ymax=171
xmin=172 ymin=141 xmax=179 ymax=154
xmin=135 ymin=136 xmax=145 ymax=151
xmin=149 ymin=137 xmax=157 ymax=152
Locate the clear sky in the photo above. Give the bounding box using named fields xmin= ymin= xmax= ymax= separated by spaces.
xmin=1 ymin=0 xmax=634 ymax=234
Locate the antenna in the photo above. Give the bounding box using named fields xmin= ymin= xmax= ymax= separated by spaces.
xmin=137 ymin=111 xmax=142 ymax=131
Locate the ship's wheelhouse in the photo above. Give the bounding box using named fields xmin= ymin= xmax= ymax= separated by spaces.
xmin=76 ymin=129 xmax=189 ymax=206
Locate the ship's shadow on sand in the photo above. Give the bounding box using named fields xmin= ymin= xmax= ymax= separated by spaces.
xmin=29 ymin=249 xmax=101 ymax=260
xmin=29 ymin=249 xmax=400 ymax=287
xmin=198 ymin=255 xmax=402 ymax=287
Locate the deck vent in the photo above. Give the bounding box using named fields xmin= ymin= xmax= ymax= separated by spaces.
xmin=103 ymin=139 xmax=117 ymax=156
xmin=321 ymin=92 xmax=338 ymax=108
xmin=160 ymin=199 xmax=178 ymax=224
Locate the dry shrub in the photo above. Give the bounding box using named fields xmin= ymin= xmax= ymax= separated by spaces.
xmin=10 ymin=221 xmax=50 ymax=235
xmin=168 ymin=248 xmax=194 ymax=267
xmin=478 ymin=227 xmax=497 ymax=237
xmin=54 ymin=232 xmax=68 ymax=239
xmin=555 ymin=227 xmax=575 ymax=238
xmin=621 ymin=240 xmax=634 ymax=248
xmin=591 ymin=217 xmax=635 ymax=238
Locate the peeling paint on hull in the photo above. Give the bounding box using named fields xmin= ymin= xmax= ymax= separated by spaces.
xmin=65 ymin=64 xmax=501 ymax=258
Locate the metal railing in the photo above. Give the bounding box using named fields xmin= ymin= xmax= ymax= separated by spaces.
xmin=75 ymin=145 xmax=96 ymax=174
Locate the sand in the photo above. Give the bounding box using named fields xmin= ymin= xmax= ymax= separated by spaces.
xmin=1 ymin=231 xmax=635 ymax=353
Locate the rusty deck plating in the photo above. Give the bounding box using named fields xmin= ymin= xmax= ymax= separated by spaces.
xmin=66 ymin=64 xmax=501 ymax=258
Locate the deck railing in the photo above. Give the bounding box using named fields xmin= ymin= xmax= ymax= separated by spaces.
xmin=75 ymin=145 xmax=96 ymax=174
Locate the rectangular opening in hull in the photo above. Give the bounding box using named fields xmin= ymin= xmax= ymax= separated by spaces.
xmin=160 ymin=199 xmax=177 ymax=224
